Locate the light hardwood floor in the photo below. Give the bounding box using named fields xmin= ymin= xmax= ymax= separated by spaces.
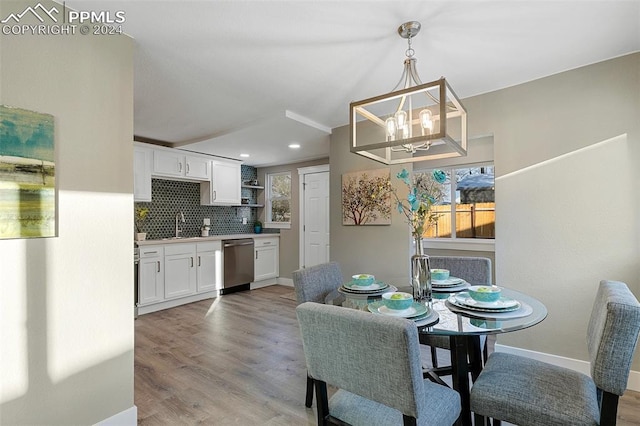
xmin=135 ymin=285 xmax=640 ymax=425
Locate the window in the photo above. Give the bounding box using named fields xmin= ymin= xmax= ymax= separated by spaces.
xmin=418 ymin=164 xmax=495 ymax=240
xmin=266 ymin=171 xmax=291 ymax=228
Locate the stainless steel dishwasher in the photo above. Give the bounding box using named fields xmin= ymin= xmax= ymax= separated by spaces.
xmin=222 ymin=239 xmax=254 ymax=292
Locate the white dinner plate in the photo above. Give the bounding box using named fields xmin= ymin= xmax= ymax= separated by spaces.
xmin=368 ymin=301 xmax=428 ymax=318
xmin=449 ymin=292 xmax=521 ymax=312
xmin=338 ymin=284 xmax=397 ymax=297
xmin=432 ymin=281 xmax=471 ymax=293
xmin=431 ymin=277 xmax=464 ymax=287
xmin=413 ymin=310 xmax=440 ymax=327
xmin=446 ymin=300 xmax=533 ymax=320
xmin=342 ymin=280 xmax=389 ymax=292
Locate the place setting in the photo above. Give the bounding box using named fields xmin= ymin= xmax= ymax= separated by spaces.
xmin=367 ymin=291 xmax=439 ymax=327
xmin=430 ymin=268 xmax=471 ymax=293
xmin=338 ymin=274 xmax=397 ymax=296
xmin=446 ymin=285 xmax=533 ymax=319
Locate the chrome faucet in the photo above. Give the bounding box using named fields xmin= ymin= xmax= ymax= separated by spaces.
xmin=175 ymin=211 xmax=185 ymax=238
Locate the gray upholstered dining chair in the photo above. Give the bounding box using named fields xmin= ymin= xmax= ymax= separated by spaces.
xmin=296 ymin=302 xmax=461 ymax=425
xmin=470 ymin=280 xmax=640 ymax=426
xmin=422 ymin=256 xmax=492 ymax=369
xmin=292 ymin=261 xmax=344 ymax=407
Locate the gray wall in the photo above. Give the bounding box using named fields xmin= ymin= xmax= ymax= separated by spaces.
xmin=257 ymin=158 xmax=328 ymax=279
xmin=0 ymin=1 xmax=135 ymax=423
xmin=473 ymin=53 xmax=639 ymax=367
xmin=330 ymin=53 xmax=640 ymax=371
xmin=330 ymin=124 xmax=412 ymax=285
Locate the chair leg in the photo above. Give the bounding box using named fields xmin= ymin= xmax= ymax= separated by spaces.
xmin=314 ymin=380 xmax=330 ymax=426
xmin=473 ymin=413 xmax=487 ymax=426
xmin=430 ymin=345 xmax=439 ymax=368
xmin=599 ymin=391 xmax=619 ymax=426
xmin=402 ymin=414 xmax=417 ymax=425
xmin=305 ymin=374 xmax=314 ymax=408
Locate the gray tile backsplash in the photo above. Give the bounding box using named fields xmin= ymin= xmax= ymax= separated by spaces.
xmin=135 ymin=165 xmax=274 ymax=239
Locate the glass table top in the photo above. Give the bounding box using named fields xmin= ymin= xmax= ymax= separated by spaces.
xmin=325 ymin=284 xmax=547 ymax=336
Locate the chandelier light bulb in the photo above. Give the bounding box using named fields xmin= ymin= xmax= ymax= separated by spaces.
xmin=395 ymin=110 xmax=407 ymax=129
xmin=419 ymin=109 xmax=433 ymax=135
xmin=401 ymin=124 xmax=410 ymax=140
xmin=385 ymin=117 xmax=397 ymax=140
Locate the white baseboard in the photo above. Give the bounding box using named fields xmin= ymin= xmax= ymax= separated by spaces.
xmin=250 ymin=278 xmax=278 ymax=289
xmin=495 ymin=344 xmax=640 ymax=392
xmin=277 ymin=277 xmax=293 ymax=287
xmin=95 ymin=405 xmax=137 ymax=425
xmin=138 ymin=291 xmax=217 ymax=315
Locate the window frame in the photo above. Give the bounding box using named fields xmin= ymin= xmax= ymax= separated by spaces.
xmin=265 ymin=171 xmax=292 ymax=229
xmin=415 ymin=162 xmax=496 ymax=252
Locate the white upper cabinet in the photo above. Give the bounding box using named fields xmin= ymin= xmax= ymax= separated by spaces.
xmin=152 ymin=149 xmax=182 ymax=177
xmin=133 ymin=142 xmax=242 ymax=203
xmin=201 ymin=159 xmax=242 ymax=206
xmin=152 ymin=149 xmax=211 ymax=181
xmin=186 ymin=156 xmax=211 ymax=180
xmin=134 ymin=144 xmax=152 ymax=202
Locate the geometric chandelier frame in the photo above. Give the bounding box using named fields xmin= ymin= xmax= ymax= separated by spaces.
xmin=350 ymin=22 xmax=467 ymax=165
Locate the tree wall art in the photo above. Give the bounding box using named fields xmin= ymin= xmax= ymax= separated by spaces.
xmin=342 ymin=168 xmax=391 ymax=226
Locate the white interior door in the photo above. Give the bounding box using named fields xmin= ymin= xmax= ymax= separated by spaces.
xmin=301 ymin=169 xmax=330 ymax=268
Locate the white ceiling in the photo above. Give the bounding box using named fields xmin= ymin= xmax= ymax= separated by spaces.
xmin=67 ymin=1 xmax=640 ymax=167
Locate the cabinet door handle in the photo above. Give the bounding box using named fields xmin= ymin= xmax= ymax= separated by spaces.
xmin=191 ymin=257 xmax=194 ymax=267
xmin=263 ymin=242 xmax=271 ymax=245
xmin=145 ymin=250 xmax=158 ymax=254
xmin=198 ymin=256 xmax=201 ymax=267
xmin=186 ymin=163 xmax=190 ymax=174
xmin=157 ymin=261 xmax=160 ymax=273
xmin=213 ymin=190 xmax=216 ymax=200
xmin=255 ymin=251 xmax=258 ymax=260
xmin=178 ymin=162 xmax=182 ymax=172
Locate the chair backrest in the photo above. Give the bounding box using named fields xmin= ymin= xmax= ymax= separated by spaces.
xmin=292 ymin=261 xmax=343 ymax=304
xmin=586 ymin=280 xmax=640 ymax=395
xmin=429 ymin=256 xmax=492 ymax=285
xmin=296 ymin=302 xmax=426 ymax=418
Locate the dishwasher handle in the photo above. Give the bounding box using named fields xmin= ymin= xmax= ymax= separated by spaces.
xmin=223 ymin=240 xmax=254 ymax=248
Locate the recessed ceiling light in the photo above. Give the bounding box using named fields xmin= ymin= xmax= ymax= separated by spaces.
xmin=288 ymin=143 xmax=301 ymax=149
xmin=240 ymin=153 xmax=250 ymax=158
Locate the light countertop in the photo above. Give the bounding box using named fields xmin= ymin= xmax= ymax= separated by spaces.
xmin=135 ymin=233 xmax=279 ymax=246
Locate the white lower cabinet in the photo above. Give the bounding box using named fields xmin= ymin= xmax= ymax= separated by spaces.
xmin=138 ymin=245 xmax=164 ymax=305
xmin=137 ymin=241 xmax=222 ymax=315
xmin=196 ymin=241 xmax=222 ymax=292
xmin=254 ymin=237 xmax=279 ymax=282
xmin=164 ymin=244 xmax=197 ymax=299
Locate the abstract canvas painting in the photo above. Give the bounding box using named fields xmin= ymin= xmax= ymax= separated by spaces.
xmin=342 ymin=168 xmax=391 ymax=226
xmin=0 ymin=105 xmax=56 ymax=239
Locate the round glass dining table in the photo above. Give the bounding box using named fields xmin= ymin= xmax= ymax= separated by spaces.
xmin=325 ymin=284 xmax=548 ymax=426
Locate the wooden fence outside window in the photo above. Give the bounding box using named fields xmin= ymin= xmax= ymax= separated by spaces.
xmin=424 ymin=202 xmax=495 ymax=239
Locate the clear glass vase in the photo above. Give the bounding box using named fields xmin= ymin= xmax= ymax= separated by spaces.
xmin=411 ymin=236 xmax=432 ymax=304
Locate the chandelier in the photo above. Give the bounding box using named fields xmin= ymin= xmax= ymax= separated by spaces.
xmin=350 ymin=21 xmax=467 ymax=165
